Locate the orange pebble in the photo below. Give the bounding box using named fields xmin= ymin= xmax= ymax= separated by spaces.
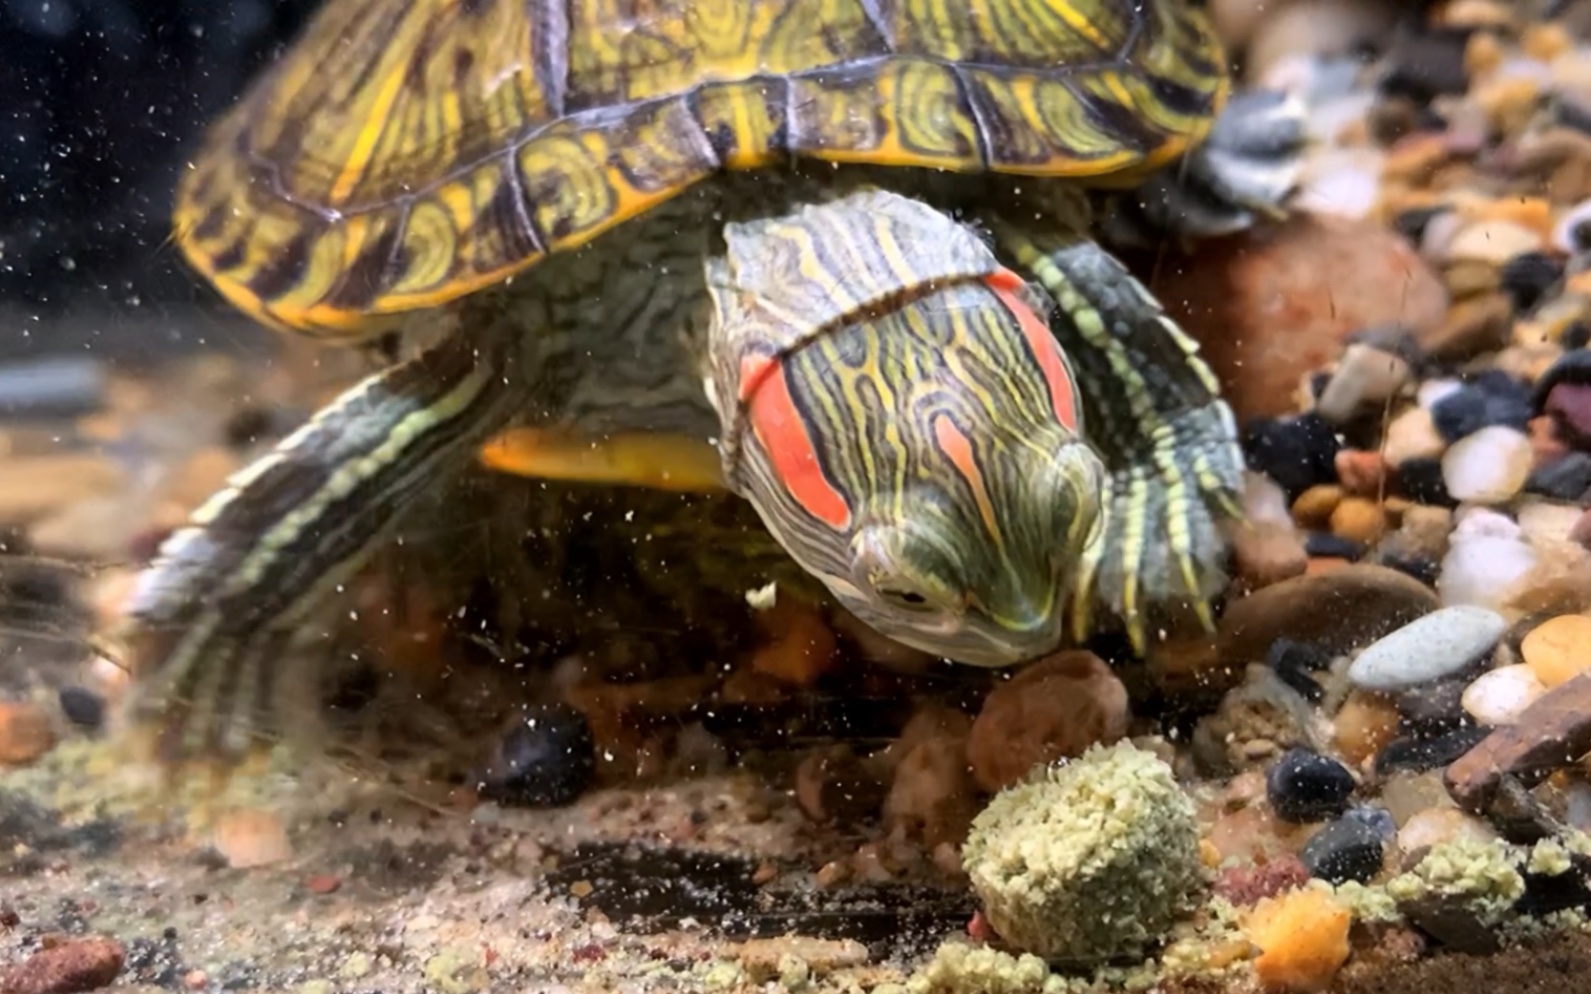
xmin=0 ymin=701 xmax=55 ymax=766
xmin=1521 ymin=614 xmax=1591 ymax=687
xmin=751 ymin=599 xmax=839 ymax=686
xmin=1245 ymin=887 xmax=1353 ymax=993
xmin=1522 ymin=22 xmax=1573 ymax=62
xmin=1334 ymin=450 xmax=1388 ymax=496
xmin=1330 ymin=497 xmax=1387 ymax=544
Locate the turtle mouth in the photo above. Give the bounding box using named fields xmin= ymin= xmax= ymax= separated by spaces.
xmin=880 ymin=611 xmax=1065 ymax=669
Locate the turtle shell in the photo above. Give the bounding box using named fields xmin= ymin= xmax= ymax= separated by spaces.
xmin=174 ymin=0 xmax=1228 ymax=339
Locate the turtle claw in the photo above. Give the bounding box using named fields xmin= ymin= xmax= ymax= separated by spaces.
xmin=1100 ymin=88 xmax=1309 ymax=248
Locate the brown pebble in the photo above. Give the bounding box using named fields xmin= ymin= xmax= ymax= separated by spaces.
xmin=0 ymin=936 xmax=124 ymax=994
xmin=751 ymin=599 xmax=838 ymax=687
xmin=1157 ymin=213 xmax=1449 ymax=422
xmin=1335 ymin=690 xmax=1403 ymax=766
xmin=1335 ymin=450 xmax=1388 ymax=496
xmin=1306 ymin=557 xmax=1350 ymax=575
xmin=0 ymin=701 xmax=55 ymax=766
xmin=1231 ymin=520 xmax=1310 ymax=592
xmin=966 ymin=650 xmax=1130 ymax=792
xmin=1330 ymin=497 xmax=1388 ymax=544
xmin=1531 ymin=416 xmax=1570 ymax=470
xmin=1292 ymin=484 xmax=1344 ymax=529
xmin=1425 ymin=291 xmax=1513 ymax=361
xmin=883 ymin=733 xmax=978 ymax=848
xmin=304 ymin=874 xmax=341 ymax=895
xmin=795 ymin=745 xmax=888 ymax=825
xmin=1447 ymin=669 xmax=1591 ymax=813
xmin=1218 ymin=564 xmax=1439 ymax=669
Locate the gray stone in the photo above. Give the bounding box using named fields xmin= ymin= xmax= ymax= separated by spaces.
xmin=1347 ymin=606 xmax=1507 ymax=692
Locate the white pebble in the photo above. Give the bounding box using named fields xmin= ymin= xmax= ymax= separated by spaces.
xmin=1553 ymin=197 xmax=1591 ymax=254
xmin=1443 ymin=220 xmax=1544 ymax=267
xmin=1418 ymin=378 xmax=1465 ymax=409
xmin=1440 ymin=533 xmax=1538 ymax=610
xmin=1297 ymin=151 xmax=1382 ymax=220
xmin=1315 ymin=343 xmax=1411 ymax=423
xmin=1243 ymin=471 xmax=1294 ymax=527
xmin=1461 ymin=664 xmax=1547 ymax=726
xmin=1397 ymin=807 xmax=1499 ymax=855
xmin=1442 ymin=426 xmax=1533 ymax=504
xmin=1348 ymin=605 xmax=1508 ymax=692
xmin=1451 ymin=507 xmax=1522 ymax=541
xmin=1382 ymin=406 xmax=1448 ymax=466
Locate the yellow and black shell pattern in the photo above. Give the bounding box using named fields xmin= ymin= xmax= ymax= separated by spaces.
xmin=173 ymin=0 xmax=1229 ymax=340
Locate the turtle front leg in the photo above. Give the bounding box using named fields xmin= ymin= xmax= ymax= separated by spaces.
xmin=1099 ymin=89 xmax=1308 ymax=248
xmin=990 ymin=220 xmax=1245 ymax=654
xmin=114 ymin=329 xmax=524 ymax=766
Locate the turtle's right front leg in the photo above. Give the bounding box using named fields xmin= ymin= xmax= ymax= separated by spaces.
xmin=115 ymin=328 xmax=523 ymax=765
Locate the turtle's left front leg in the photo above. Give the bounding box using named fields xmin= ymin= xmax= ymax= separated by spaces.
xmin=990 ymin=219 xmax=1245 ymax=654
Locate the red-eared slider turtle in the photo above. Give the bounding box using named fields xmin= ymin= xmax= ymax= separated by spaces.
xmin=120 ymin=0 xmax=1304 ymax=759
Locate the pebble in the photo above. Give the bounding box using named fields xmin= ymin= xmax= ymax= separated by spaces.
xmin=1330 ymin=497 xmax=1387 ymax=544
xmin=1218 ymin=564 xmax=1440 ymax=669
xmin=1243 ymin=888 xmax=1353 ymax=994
xmin=1163 ymin=213 xmax=1448 ymax=423
xmin=56 ymin=686 xmax=105 ymax=730
xmin=884 ymin=731 xmax=978 ymax=848
xmin=1441 ymin=426 xmax=1534 ymax=503
xmin=1347 ymin=606 xmax=1508 ymax=692
xmin=1243 ymin=413 xmax=1343 ymax=498
xmin=0 ymin=936 xmax=125 ymax=994
xmin=1439 ymin=527 xmax=1538 ymax=611
xmin=1526 ymin=450 xmax=1591 ymax=500
xmin=1292 ymin=484 xmax=1344 ymax=528
xmin=1397 ymin=678 xmax=1470 ymax=731
xmin=966 ymin=650 xmax=1129 ymax=792
xmin=1397 ymin=806 xmax=1500 ymax=854
xmin=213 ymin=809 xmax=293 ymax=869
xmin=1500 ymin=251 xmax=1565 ymax=312
xmin=1375 ymin=726 xmax=1494 ymax=776
xmin=1443 ymin=219 xmax=1546 ymax=267
xmin=1267 ymin=638 xmax=1334 ymax=703
xmin=751 ymin=599 xmax=839 ymax=686
xmin=795 ymin=746 xmax=888 ymax=826
xmin=1304 ymin=532 xmax=1365 ymax=562
xmin=475 ymin=704 xmax=596 ymax=808
xmin=1446 ymin=670 xmax=1591 ymax=813
xmin=1383 ymin=406 xmax=1448 ymax=465
xmin=0 ymin=701 xmax=55 ymax=766
xmin=1232 ymin=520 xmax=1311 ymax=591
xmin=1431 ymin=385 xmax=1531 ymax=442
xmin=1397 ymin=457 xmax=1457 ymax=506
xmin=1461 ymin=664 xmax=1548 ymax=726
xmin=1334 ymin=690 xmax=1403 ymax=766
xmin=1266 ymin=747 xmax=1357 ymax=824
xmin=1300 ymin=814 xmax=1387 ymax=884
xmin=1333 ymin=450 xmax=1388 ymax=495
xmin=1520 ymin=613 xmax=1591 ymax=687
xmin=1315 ymin=342 xmax=1412 ymax=423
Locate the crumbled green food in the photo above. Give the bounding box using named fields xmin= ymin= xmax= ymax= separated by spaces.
xmin=1330 ymin=880 xmax=1402 ymax=923
xmin=906 ymin=942 xmax=1066 ymax=994
xmin=960 ymin=740 xmax=1207 ymax=962
xmin=1385 ymin=836 xmax=1526 ymax=925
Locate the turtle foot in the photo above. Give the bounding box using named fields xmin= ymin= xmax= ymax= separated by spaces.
xmin=1101 ymin=88 xmax=1308 ymax=247
xmin=1071 ymin=398 xmax=1244 ymax=654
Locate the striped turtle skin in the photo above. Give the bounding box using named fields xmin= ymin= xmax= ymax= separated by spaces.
xmin=117 ymin=0 xmax=1306 ymax=764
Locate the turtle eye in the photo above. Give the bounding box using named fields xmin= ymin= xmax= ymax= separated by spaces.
xmin=872 ymin=580 xmax=937 ymax=612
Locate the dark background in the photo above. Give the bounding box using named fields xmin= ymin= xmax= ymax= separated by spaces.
xmin=1 ymin=0 xmax=320 ymax=318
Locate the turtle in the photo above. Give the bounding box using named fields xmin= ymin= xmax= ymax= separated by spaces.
xmin=117 ymin=0 xmax=1306 ymax=762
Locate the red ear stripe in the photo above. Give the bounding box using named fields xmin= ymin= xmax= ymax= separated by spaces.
xmin=983 ymin=268 xmax=1079 ymax=434
xmin=738 ymin=353 xmax=852 ymax=529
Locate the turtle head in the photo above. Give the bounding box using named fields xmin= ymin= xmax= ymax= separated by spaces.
xmin=705 ymin=190 xmax=1107 ymax=667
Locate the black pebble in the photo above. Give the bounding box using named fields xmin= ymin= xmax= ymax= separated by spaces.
xmin=1499 ymin=252 xmax=1564 ymax=313
xmin=1526 ymin=451 xmax=1591 ymax=503
xmin=1430 ymin=380 xmax=1532 ymax=441
xmin=57 ymin=686 xmax=105 ymax=730
xmin=1267 ymin=638 xmax=1333 ymax=704
xmin=1565 ymin=322 xmax=1591 ymax=353
xmin=1378 ymin=29 xmax=1472 ymax=104
xmin=1304 ymin=532 xmax=1365 ymax=562
xmin=1532 ymin=349 xmax=1591 ymax=412
xmin=1396 ymin=679 xmax=1470 ymax=734
xmin=475 ymin=704 xmax=596 ymax=809
xmin=1266 ymin=747 xmax=1357 ymax=824
xmin=1344 ymin=805 xmax=1398 ymax=842
xmin=1243 ymin=413 xmax=1341 ymax=498
xmin=1396 ymin=457 xmax=1456 ymax=506
xmin=1374 ymin=724 xmax=1493 ymax=776
xmin=1300 ymin=814 xmax=1388 ymax=885
xmin=1391 ymin=206 xmax=1449 ymax=245
xmin=1376 ymin=550 xmax=1441 ymax=586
